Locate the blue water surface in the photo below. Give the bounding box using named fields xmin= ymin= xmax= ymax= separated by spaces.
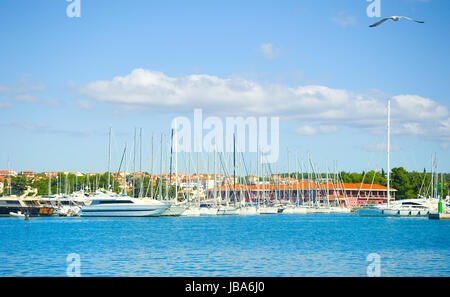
xmin=0 ymin=214 xmax=449 ymax=276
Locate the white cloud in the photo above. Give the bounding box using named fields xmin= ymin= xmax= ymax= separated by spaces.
xmin=77 ymin=99 xmax=92 ymax=110
xmin=260 ymin=43 xmax=279 ymax=59
xmin=437 ymin=118 xmax=450 ymax=141
xmin=331 ymin=11 xmax=357 ymax=28
xmin=295 ymin=125 xmax=338 ymax=136
xmin=79 ymin=68 xmax=449 ymax=145
xmin=12 ymin=94 xmax=38 ymax=103
xmin=296 ymin=125 xmax=317 ymax=136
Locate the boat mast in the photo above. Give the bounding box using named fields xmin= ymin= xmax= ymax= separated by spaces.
xmin=387 ymin=98 xmax=391 ymax=208
xmin=138 ymin=128 xmax=142 ymax=198
xmin=175 ymin=127 xmax=178 ymax=203
xmin=107 ymin=127 xmax=112 ymax=191
xmin=257 ymin=145 xmax=260 ymax=209
xmin=301 ymin=157 xmax=305 ymax=205
xmin=169 ymin=129 xmax=174 ymax=200
xmin=326 ymin=162 xmax=330 ymax=207
xmin=133 ymin=128 xmax=136 ymax=198
xmin=159 ymin=133 xmax=163 ymax=200
xmin=151 ymin=133 xmax=154 ymax=199
xmin=296 ymin=151 xmax=299 ymax=206
xmin=234 ymin=134 xmax=238 ymax=207
xmin=213 ymin=146 xmax=217 ymax=206
xmin=197 ymin=152 xmax=200 ymax=206
xmin=48 ymin=172 xmax=51 ymax=196
xmin=165 ymin=137 xmax=168 ymax=200
xmin=123 ymin=143 xmax=127 ymax=195
xmin=287 ymin=148 xmax=290 ymax=203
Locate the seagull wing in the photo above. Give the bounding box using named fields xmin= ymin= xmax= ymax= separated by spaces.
xmin=399 ymin=16 xmax=424 ymax=23
xmin=369 ymin=17 xmax=392 ymax=27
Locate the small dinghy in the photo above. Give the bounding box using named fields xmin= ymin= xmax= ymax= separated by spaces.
xmin=9 ymin=211 xmax=25 ymax=217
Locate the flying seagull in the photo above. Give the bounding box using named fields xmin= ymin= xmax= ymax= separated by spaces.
xmin=369 ymin=16 xmax=424 ymax=27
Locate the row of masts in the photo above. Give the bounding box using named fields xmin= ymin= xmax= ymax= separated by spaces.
xmin=97 ymin=127 xmax=354 ymax=208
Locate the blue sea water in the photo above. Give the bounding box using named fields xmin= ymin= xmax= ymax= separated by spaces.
xmin=0 ymin=214 xmax=449 ymax=277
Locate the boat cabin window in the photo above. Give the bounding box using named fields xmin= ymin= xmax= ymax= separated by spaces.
xmin=98 ymin=200 xmax=133 ymax=204
xmin=0 ymin=200 xmax=21 ymax=206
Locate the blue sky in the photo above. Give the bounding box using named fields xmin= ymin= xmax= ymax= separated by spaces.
xmin=0 ymin=0 xmax=449 ymax=174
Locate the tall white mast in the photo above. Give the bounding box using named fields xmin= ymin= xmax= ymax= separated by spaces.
xmin=159 ymin=133 xmax=163 ymax=200
xmin=213 ymin=146 xmax=217 ymax=205
xmin=107 ymin=127 xmax=112 ymax=191
xmin=133 ymin=128 xmax=136 ymax=198
xmin=150 ymin=133 xmax=154 ymax=198
xmin=175 ymin=125 xmax=178 ymax=203
xmin=257 ymin=145 xmax=260 ymax=209
xmin=139 ymin=128 xmax=143 ymax=198
xmin=296 ymin=151 xmax=299 ymax=206
xmin=287 ymin=148 xmax=290 ymax=202
xmin=387 ymin=98 xmax=391 ymax=207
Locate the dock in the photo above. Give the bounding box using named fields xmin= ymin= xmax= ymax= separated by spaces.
xmin=428 ymin=212 xmax=450 ymax=220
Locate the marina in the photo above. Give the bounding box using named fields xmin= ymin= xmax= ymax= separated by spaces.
xmin=1 ymin=0 xmax=449 ymax=280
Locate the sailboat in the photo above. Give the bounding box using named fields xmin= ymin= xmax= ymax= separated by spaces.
xmin=161 ymin=128 xmax=186 ymax=216
xmin=358 ymin=99 xmax=440 ymax=217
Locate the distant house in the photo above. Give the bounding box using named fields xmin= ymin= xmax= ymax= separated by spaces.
xmin=0 ymin=170 xmax=17 ymax=177
xmin=42 ymin=171 xmax=58 ymax=178
xmin=19 ymin=171 xmax=35 ymax=178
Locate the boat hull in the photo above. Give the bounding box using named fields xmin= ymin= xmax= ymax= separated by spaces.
xmin=358 ymin=208 xmax=428 ymax=217
xmin=217 ymin=207 xmax=239 ymax=215
xmin=161 ymin=205 xmax=186 ymax=216
xmin=181 ymin=207 xmax=201 ymax=216
xmin=283 ymin=207 xmax=308 ymax=214
xmin=199 ymin=207 xmax=218 ymax=216
xmin=237 ymin=207 xmax=259 ymax=216
xmin=259 ymin=207 xmax=278 ymax=214
xmin=79 ymin=205 xmax=168 ymax=217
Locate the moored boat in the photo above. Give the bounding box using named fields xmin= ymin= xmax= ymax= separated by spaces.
xmin=79 ymin=196 xmax=169 ymax=217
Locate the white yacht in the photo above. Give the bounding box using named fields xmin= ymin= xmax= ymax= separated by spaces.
xmin=79 ymin=195 xmax=170 ymax=217
xmin=358 ymin=198 xmax=441 ymax=216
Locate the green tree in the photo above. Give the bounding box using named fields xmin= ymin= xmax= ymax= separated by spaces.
xmin=11 ymin=176 xmax=29 ymax=195
xmin=390 ymin=167 xmax=415 ymax=200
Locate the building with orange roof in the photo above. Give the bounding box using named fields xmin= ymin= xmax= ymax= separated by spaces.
xmin=207 ymin=181 xmax=395 ymax=207
xmin=42 ymin=171 xmax=58 ymax=178
xmin=19 ymin=171 xmax=35 ymax=177
xmin=0 ymin=170 xmax=17 ymax=177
